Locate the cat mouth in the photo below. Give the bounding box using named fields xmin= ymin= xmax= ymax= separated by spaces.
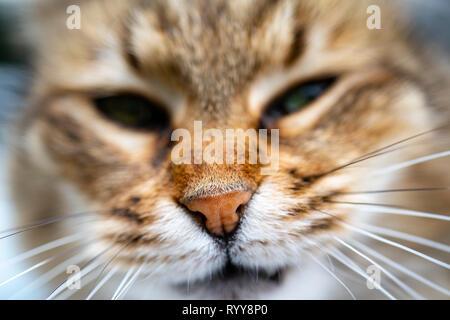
xmin=174 ymin=261 xmax=286 ymax=294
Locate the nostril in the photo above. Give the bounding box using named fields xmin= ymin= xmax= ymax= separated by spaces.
xmin=236 ymin=204 xmax=245 ymax=217
xmin=187 ymin=209 xmax=207 ymax=227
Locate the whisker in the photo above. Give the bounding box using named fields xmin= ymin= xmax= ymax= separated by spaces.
xmin=304 ymin=249 xmax=356 ymax=300
xmin=86 ymin=266 xmax=119 ymax=300
xmin=46 ymin=243 xmax=115 ymax=300
xmin=355 ymin=127 xmax=446 ymax=159
xmin=0 ymin=210 xmax=105 ymax=240
xmin=334 ymin=236 xmax=424 ymax=299
xmin=326 ymin=200 xmax=404 ymax=209
xmin=114 ymin=262 xmax=145 ymax=300
xmin=58 ymin=263 xmax=106 ymax=300
xmin=326 ymin=202 xmax=450 ymax=222
xmin=329 ymin=251 xmax=404 ymax=298
xmin=316 ymin=147 xmax=405 ymax=178
xmin=349 ymin=239 xmax=450 ymax=296
xmin=359 ymin=224 xmax=450 ymax=253
xmin=140 ymin=263 xmax=164 ymax=281
xmin=0 ymin=233 xmax=85 ymax=269
xmin=46 ymin=256 xmax=105 ymax=300
xmin=297 ymin=235 xmax=355 ymax=298
xmin=9 ymin=251 xmax=89 ymax=299
xmin=314 ymin=209 xmax=450 ymax=269
xmin=313 ymin=127 xmax=447 ymax=179
xmin=87 ymin=238 xmax=136 ymax=297
xmin=111 ymin=265 xmax=136 ymax=300
xmin=336 ymin=220 xmax=450 ymax=269
xmin=336 ymin=187 xmax=450 ymax=195
xmin=373 ymin=150 xmax=450 ymax=175
xmin=0 ymin=242 xmax=88 ymax=288
xmin=326 ymin=247 xmax=396 ymax=299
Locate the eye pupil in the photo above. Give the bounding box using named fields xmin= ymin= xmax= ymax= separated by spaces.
xmin=94 ymin=94 xmax=170 ymax=132
xmin=261 ymin=77 xmax=336 ymax=128
xmin=285 ymin=92 xmax=309 ymax=113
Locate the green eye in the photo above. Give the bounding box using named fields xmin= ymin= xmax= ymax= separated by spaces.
xmin=260 ymin=77 xmax=336 ymax=128
xmin=94 ymin=94 xmax=170 ymax=131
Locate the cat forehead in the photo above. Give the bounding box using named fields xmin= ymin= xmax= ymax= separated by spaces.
xmin=121 ymin=0 xmax=373 ymax=102
xmin=126 ymin=0 xmax=302 ymax=94
xmin=126 ymin=0 xmax=356 ymax=71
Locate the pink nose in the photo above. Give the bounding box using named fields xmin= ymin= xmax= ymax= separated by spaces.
xmin=185 ymin=191 xmax=252 ymax=236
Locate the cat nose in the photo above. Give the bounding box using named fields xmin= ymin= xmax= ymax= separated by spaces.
xmin=185 ymin=191 xmax=252 ymax=236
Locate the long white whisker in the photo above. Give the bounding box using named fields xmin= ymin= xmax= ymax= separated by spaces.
xmin=58 ymin=265 xmax=105 ymax=300
xmin=298 ymin=235 xmax=354 ymax=298
xmin=0 ymin=211 xmax=104 ymax=240
xmin=355 ymin=127 xmax=444 ymax=160
xmin=349 ymin=239 xmax=450 ymax=296
xmin=9 ymin=251 xmax=88 ymax=299
xmin=89 ymin=239 xmax=135 ymax=295
xmin=338 ymin=187 xmax=450 ymax=195
xmin=111 ymin=265 xmax=136 ymax=300
xmin=46 ymin=256 xmax=105 ymax=300
xmin=0 ymin=233 xmax=85 ymax=269
xmin=331 ymin=253 xmax=410 ymax=298
xmin=360 ymin=224 xmax=450 ymax=253
xmin=140 ymin=263 xmax=164 ymax=281
xmin=373 ymin=150 xmax=450 ymax=175
xmin=46 ymin=243 xmax=115 ymax=300
xmin=329 ymin=202 xmax=450 ymax=222
xmin=336 ymin=221 xmax=450 ymax=269
xmin=326 ymin=247 xmax=396 ymax=300
xmin=0 ymin=243 xmax=87 ymax=288
xmin=115 ymin=263 xmax=145 ymax=300
xmin=334 ymin=236 xmax=424 ymax=299
xmin=86 ymin=266 xmax=119 ymax=300
xmin=0 ymin=258 xmax=53 ymax=288
xmin=305 ymin=250 xmax=356 ymax=300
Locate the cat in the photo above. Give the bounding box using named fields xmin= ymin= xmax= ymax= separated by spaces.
xmin=3 ymin=0 xmax=450 ymax=299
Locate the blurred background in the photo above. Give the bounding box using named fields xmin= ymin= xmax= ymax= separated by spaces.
xmin=0 ymin=0 xmax=449 ymax=299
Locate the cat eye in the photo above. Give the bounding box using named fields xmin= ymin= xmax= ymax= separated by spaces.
xmin=260 ymin=77 xmax=336 ymax=128
xmin=93 ymin=94 xmax=170 ymax=132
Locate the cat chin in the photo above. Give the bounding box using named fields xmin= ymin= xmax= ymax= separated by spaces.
xmin=170 ymin=263 xmax=286 ymax=299
xmin=173 ymin=278 xmax=282 ymax=300
xmin=124 ymin=260 xmax=338 ymax=299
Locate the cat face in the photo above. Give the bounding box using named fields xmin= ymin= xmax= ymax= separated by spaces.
xmin=15 ymin=0 xmax=444 ymax=298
